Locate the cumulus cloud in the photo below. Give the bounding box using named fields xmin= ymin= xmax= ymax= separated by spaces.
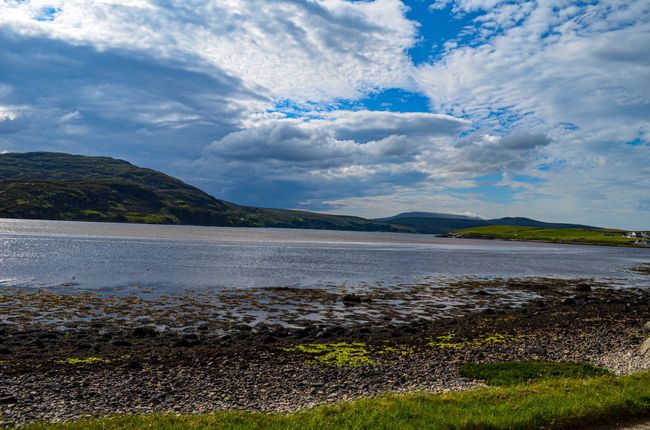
xmin=0 ymin=29 xmax=260 ymax=161
xmin=0 ymin=0 xmax=648 ymax=227
xmin=0 ymin=106 xmax=18 ymax=122
xmin=408 ymin=0 xmax=650 ymax=227
xmin=0 ymin=0 xmax=417 ymax=102
xmin=208 ymin=111 xmax=470 ymax=165
xmin=195 ymin=111 xmax=555 ymax=211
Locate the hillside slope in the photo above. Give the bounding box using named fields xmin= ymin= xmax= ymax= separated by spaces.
xmin=0 ymin=152 xmax=402 ymax=232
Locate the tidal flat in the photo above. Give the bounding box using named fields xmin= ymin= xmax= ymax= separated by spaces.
xmin=1 ymin=276 xmax=649 ymax=426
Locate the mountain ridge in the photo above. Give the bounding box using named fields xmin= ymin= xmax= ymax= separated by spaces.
xmin=375 ymin=211 xmax=483 ymax=222
xmin=0 ymin=152 xmax=404 ymax=232
xmin=0 ymin=152 xmax=601 ymax=235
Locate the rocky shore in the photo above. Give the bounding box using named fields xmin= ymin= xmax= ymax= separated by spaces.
xmin=1 ymin=276 xmax=650 ymax=426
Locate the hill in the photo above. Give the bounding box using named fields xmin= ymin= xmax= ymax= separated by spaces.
xmin=0 ymin=152 xmax=403 ymax=232
xmin=375 ymin=211 xmax=482 ymax=222
xmin=378 ymin=213 xmax=596 ymax=235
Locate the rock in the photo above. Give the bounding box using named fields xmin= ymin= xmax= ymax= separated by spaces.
xmin=38 ymin=332 xmax=59 ymax=340
xmin=111 ymin=339 xmax=132 ymax=347
xmin=640 ymin=337 xmax=650 ymax=356
xmin=342 ymin=294 xmax=362 ymax=304
xmin=575 ymin=284 xmax=592 ymax=292
xmin=173 ymin=338 xmax=196 ymax=348
xmin=528 ymin=346 xmax=545 ymax=356
xmin=124 ymin=360 xmax=142 ymax=369
xmin=132 ymin=326 xmax=158 ymax=338
xmin=643 ymin=321 xmax=650 ymax=333
xmin=0 ymin=395 xmax=17 ymax=405
xmin=561 ymin=297 xmax=576 ymax=305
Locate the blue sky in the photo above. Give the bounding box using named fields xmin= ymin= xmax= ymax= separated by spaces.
xmin=0 ymin=0 xmax=648 ymax=228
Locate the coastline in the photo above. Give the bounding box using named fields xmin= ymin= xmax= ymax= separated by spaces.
xmin=1 ymin=277 xmax=649 ymax=426
xmin=448 ymin=234 xmax=650 ymax=248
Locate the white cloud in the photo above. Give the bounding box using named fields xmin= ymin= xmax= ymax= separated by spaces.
xmin=195 ymin=111 xmax=555 ymax=213
xmin=57 ymin=110 xmax=81 ymax=123
xmin=207 ymin=110 xmax=471 ymax=166
xmin=412 ymin=0 xmax=650 ymax=227
xmin=0 ymin=0 xmax=418 ymax=103
xmin=0 ymin=0 xmax=648 ymax=227
xmin=0 ymin=105 xmax=19 ymax=121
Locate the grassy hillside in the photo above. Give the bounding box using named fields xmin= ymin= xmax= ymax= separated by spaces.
xmin=0 ymin=152 xmax=402 ymax=232
xmin=453 ymin=225 xmax=640 ymax=247
xmin=23 ymin=370 xmax=650 ymax=430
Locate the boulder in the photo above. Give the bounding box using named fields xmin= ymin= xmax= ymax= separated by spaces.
xmin=132 ymin=326 xmax=158 ymax=338
xmin=643 ymin=321 xmax=650 ymax=333
xmin=640 ymin=337 xmax=650 ymax=356
xmin=342 ymin=294 xmax=362 ymax=304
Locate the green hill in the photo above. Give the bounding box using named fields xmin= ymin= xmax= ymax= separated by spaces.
xmin=0 ymin=152 xmax=404 ymax=232
xmin=376 ymin=212 xmax=596 ymax=235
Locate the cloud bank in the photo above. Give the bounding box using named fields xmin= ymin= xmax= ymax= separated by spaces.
xmin=0 ymin=0 xmax=648 ymax=228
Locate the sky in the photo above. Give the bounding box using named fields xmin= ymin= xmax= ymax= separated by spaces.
xmin=0 ymin=0 xmax=648 ymax=229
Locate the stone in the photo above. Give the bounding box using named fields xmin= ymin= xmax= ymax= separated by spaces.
xmin=124 ymin=360 xmax=142 ymax=369
xmin=111 ymin=339 xmax=132 ymax=347
xmin=640 ymin=337 xmax=650 ymax=356
xmin=342 ymin=294 xmax=362 ymax=304
xmin=575 ymin=284 xmax=592 ymax=292
xmin=0 ymin=395 xmax=17 ymax=405
xmin=132 ymin=326 xmax=158 ymax=338
xmin=643 ymin=321 xmax=650 ymax=333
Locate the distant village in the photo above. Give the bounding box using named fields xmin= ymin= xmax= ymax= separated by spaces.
xmin=625 ymin=231 xmax=650 ymax=245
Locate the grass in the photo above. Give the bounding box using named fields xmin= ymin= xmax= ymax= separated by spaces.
xmin=454 ymin=225 xmax=642 ymax=247
xmin=21 ymin=370 xmax=650 ymax=430
xmin=459 ymin=360 xmax=612 ymax=386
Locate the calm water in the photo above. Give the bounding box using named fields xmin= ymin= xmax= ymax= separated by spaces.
xmin=0 ymin=218 xmax=648 ymax=294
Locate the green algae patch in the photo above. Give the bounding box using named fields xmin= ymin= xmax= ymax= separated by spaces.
xmin=283 ymin=342 xmax=416 ymax=366
xmin=283 ymin=342 xmax=376 ymax=367
xmin=428 ymin=332 xmax=526 ymax=349
xmin=57 ymin=356 xmax=108 ymax=365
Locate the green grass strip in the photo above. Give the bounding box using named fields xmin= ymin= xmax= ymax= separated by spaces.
xmin=22 ymin=371 xmax=650 ymax=430
xmin=459 ymin=360 xmax=612 ymax=386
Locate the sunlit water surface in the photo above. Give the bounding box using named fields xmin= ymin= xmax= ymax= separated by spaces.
xmin=0 ymin=218 xmax=648 ymax=296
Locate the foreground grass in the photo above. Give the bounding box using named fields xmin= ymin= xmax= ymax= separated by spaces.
xmin=459 ymin=361 xmax=612 ymax=386
xmin=454 ymin=225 xmax=640 ymax=247
xmin=23 ymin=371 xmax=650 ymax=430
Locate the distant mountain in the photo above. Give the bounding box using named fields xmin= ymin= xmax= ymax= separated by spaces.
xmin=0 ymin=152 xmax=404 ymax=232
xmin=375 ymin=213 xmax=597 ymax=235
xmin=375 ymin=211 xmax=483 ymax=222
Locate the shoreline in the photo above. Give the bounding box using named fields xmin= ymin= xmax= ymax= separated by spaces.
xmin=1 ymin=278 xmax=649 ymax=425
xmin=447 ymin=233 xmax=650 ymax=249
